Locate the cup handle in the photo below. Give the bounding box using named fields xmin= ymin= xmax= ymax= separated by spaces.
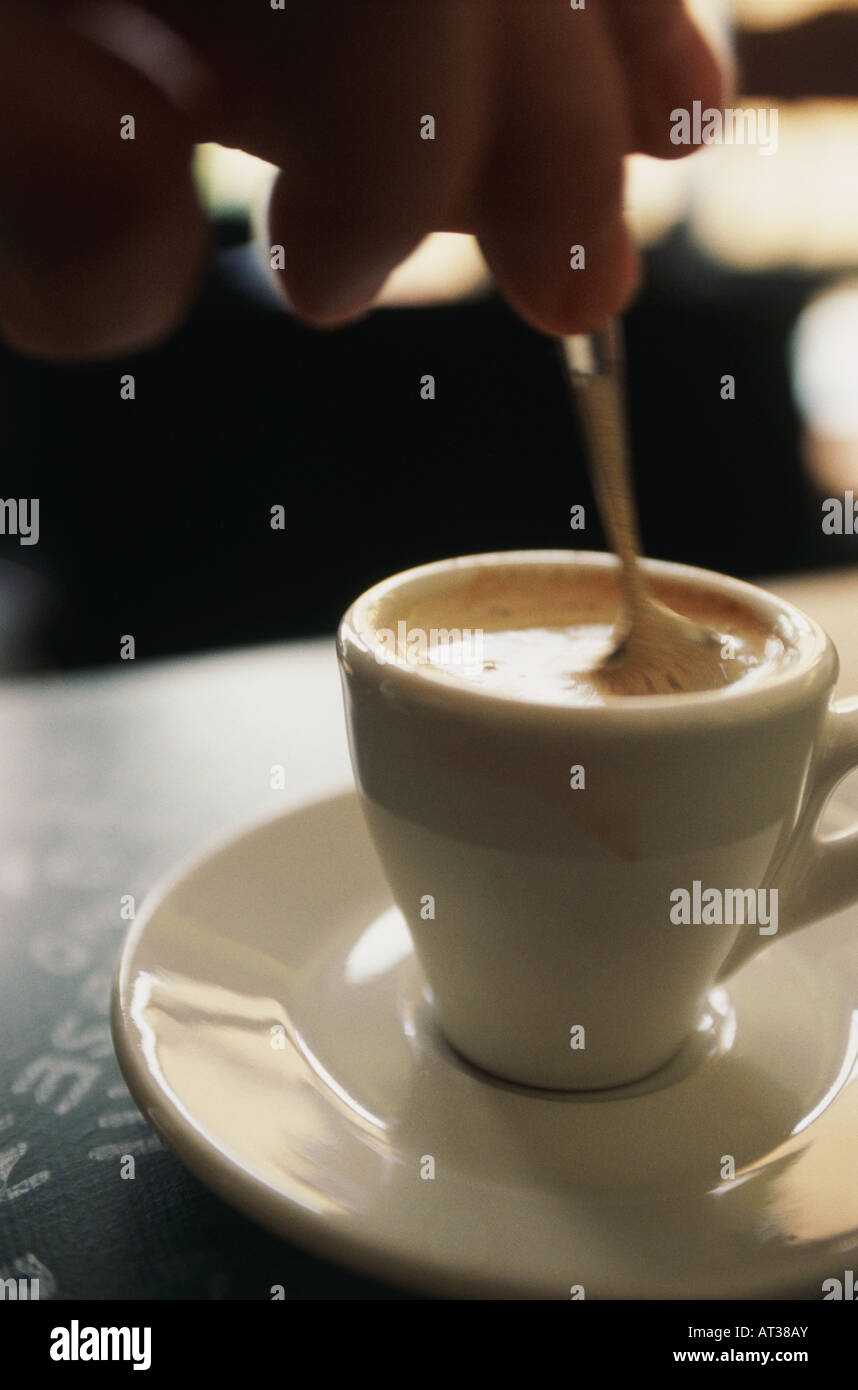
xmin=717 ymin=695 xmax=858 ymax=980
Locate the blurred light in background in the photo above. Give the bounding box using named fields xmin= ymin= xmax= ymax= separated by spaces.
xmin=194 ymin=142 xmax=276 ymax=221
xmin=734 ymin=0 xmax=858 ymax=24
xmin=373 ymin=233 xmax=489 ymax=307
xmin=688 ymin=103 xmax=858 ymax=270
xmin=792 ymin=282 xmax=858 ymax=493
xmin=629 ymin=0 xmax=858 ymax=269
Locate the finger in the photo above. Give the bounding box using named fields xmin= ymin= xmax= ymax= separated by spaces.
xmin=0 ymin=1 xmax=207 ymax=360
xmin=601 ymin=0 xmax=726 ymax=159
xmin=261 ymin=0 xmax=494 ymax=325
xmin=471 ymin=0 xmax=639 ymax=337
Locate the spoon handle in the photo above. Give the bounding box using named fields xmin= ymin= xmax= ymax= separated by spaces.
xmin=560 ymin=322 xmax=646 ymax=614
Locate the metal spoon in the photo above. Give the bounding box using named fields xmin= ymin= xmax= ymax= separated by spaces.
xmin=561 ymin=322 xmax=730 ymax=696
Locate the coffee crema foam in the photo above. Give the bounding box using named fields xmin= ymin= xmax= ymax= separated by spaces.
xmin=391 ymin=567 xmax=800 ymax=705
xmin=422 ymin=622 xmax=789 ymax=705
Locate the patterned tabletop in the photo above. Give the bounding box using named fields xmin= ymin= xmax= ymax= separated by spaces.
xmin=0 ymin=637 xmax=412 ymax=1298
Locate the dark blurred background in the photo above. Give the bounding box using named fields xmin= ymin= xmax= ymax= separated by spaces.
xmin=2 ymin=0 xmax=858 ymax=674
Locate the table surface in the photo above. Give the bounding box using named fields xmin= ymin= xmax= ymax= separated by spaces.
xmin=2 ymin=566 xmax=858 ymax=1300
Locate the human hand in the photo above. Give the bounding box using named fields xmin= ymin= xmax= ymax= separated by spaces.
xmin=0 ymin=0 xmax=723 ymax=359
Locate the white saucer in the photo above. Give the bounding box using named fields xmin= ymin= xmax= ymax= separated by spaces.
xmin=112 ymin=790 xmax=858 ymax=1299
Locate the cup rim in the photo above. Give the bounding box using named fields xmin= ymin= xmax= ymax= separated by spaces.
xmin=337 ymin=550 xmax=836 ymax=725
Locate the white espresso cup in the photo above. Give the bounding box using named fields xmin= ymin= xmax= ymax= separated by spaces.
xmin=337 ymin=550 xmax=858 ymax=1090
